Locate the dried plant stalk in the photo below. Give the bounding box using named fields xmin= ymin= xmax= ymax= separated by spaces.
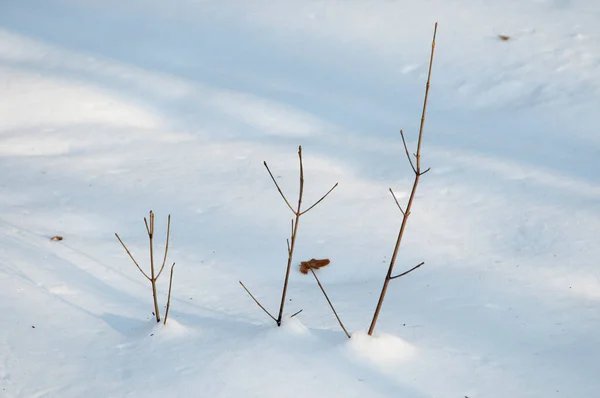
xmin=240 ymin=146 xmax=338 ymax=326
xmin=368 ymin=23 xmax=438 ymax=336
xmin=163 ymin=263 xmax=176 ymax=325
xmin=116 ymin=211 xmax=174 ymax=323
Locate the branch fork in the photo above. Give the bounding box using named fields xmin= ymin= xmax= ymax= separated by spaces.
xmin=116 ymin=211 xmax=176 ymax=325
xmin=241 ymin=146 xmax=338 ymax=326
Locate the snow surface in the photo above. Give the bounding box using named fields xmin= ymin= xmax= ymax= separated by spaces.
xmin=1 ymin=0 xmax=599 ymax=397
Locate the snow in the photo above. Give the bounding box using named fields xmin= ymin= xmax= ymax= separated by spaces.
xmin=1 ymin=0 xmax=599 ymax=397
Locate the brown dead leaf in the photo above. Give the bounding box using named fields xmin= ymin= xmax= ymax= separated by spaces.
xmin=498 ymin=34 xmax=511 ymax=41
xmin=50 ymin=235 xmax=63 ymax=241
xmin=299 ymin=258 xmax=330 ymax=274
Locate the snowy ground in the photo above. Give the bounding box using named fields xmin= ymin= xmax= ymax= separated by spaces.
xmin=1 ymin=1 xmax=599 ymax=397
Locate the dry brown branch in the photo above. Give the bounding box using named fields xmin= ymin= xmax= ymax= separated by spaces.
xmin=389 ymin=188 xmax=406 ymax=216
xmin=239 ymin=281 xmax=277 ymax=322
xmin=163 ymin=263 xmax=176 ymax=325
xmin=368 ymin=23 xmax=437 ymax=336
xmin=390 ymin=262 xmax=424 ymax=279
xmin=116 ymin=211 xmax=174 ymax=323
xmin=299 ymin=258 xmax=330 ymax=274
xmin=115 ymin=232 xmax=151 ymax=281
xmin=264 ymin=161 xmax=295 ymax=214
xmin=308 ymin=267 xmax=351 ymax=339
xmin=290 ymin=309 xmax=303 ymax=318
xmin=300 ymin=183 xmax=339 ymax=215
xmin=155 ymin=214 xmax=171 ymax=280
xmin=147 ymin=211 xmax=160 ymax=322
xmin=400 ymin=130 xmax=418 ymax=175
xmin=242 ymin=146 xmax=338 ymax=326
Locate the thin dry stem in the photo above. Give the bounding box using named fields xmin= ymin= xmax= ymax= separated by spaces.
xmin=147 ymin=211 xmax=160 ymax=322
xmin=309 ymin=268 xmax=351 ymax=339
xmin=156 ymin=214 xmax=171 ymax=280
xmin=264 ymin=161 xmax=296 ymax=214
xmin=400 ymin=130 xmax=418 ymax=175
xmin=390 ymin=262 xmax=425 ymax=280
xmin=368 ymin=23 xmax=437 ymax=336
xmin=239 ymin=281 xmax=277 ymax=322
xmin=163 ymin=263 xmax=176 ymax=325
xmin=290 ymin=309 xmax=303 ymax=318
xmin=276 ymin=146 xmax=304 ymax=326
xmin=389 ymin=188 xmax=406 ymax=215
xmin=300 ymin=182 xmax=339 ymax=215
xmin=115 ymin=233 xmax=151 ymax=281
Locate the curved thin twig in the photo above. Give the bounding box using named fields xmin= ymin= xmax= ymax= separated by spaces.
xmin=115 ymin=233 xmax=151 ymax=281
xmin=163 ymin=263 xmax=176 ymax=325
xmin=240 ymin=281 xmax=277 ymax=322
xmin=156 ymin=214 xmax=171 ymax=280
xmin=300 ymin=183 xmax=339 ymax=215
xmin=390 ymin=262 xmax=425 ymax=280
xmin=400 ymin=130 xmax=418 ymax=175
xmin=264 ymin=161 xmax=296 ymax=215
xmin=389 ymin=188 xmax=406 ymax=215
xmin=309 ymin=268 xmax=351 ymax=338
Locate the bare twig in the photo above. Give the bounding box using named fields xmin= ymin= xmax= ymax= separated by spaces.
xmin=368 ymin=23 xmax=437 ymax=336
xmin=114 ymin=233 xmax=151 ymax=281
xmin=389 ymin=188 xmax=406 ymax=216
xmin=275 ymin=146 xmax=304 ymax=326
xmin=245 ymin=146 xmax=338 ymax=326
xmin=309 ymin=268 xmax=351 ymax=339
xmin=390 ymin=262 xmax=424 ymax=279
xmin=163 ymin=263 xmax=176 ymax=325
xmin=116 ymin=211 xmax=175 ymax=324
xmin=264 ymin=161 xmax=296 ymax=214
xmin=156 ymin=214 xmax=171 ymax=280
xmin=239 ymin=281 xmax=277 ymax=322
xmin=400 ymin=130 xmax=418 ymax=175
xmin=290 ymin=309 xmax=303 ymax=318
xmin=147 ymin=211 xmax=160 ymax=322
xmin=300 ymin=183 xmax=339 ymax=215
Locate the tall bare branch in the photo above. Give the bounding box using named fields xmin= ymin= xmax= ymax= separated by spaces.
xmin=368 ymin=23 xmax=437 ymax=336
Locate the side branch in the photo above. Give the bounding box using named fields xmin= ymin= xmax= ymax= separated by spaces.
xmin=264 ymin=161 xmax=296 ymax=214
xmin=239 ymin=281 xmax=277 ymax=322
xmin=300 ymin=183 xmax=339 ymax=215
xmin=156 ymin=214 xmax=171 ymax=280
xmin=309 ymin=268 xmax=351 ymax=339
xmin=115 ymin=233 xmax=151 ymax=280
xmin=290 ymin=309 xmax=303 ymax=318
xmin=163 ymin=263 xmax=176 ymax=325
xmin=389 ymin=188 xmax=406 ymax=216
xmin=390 ymin=262 xmax=425 ymax=280
xmin=400 ymin=130 xmax=418 ymax=175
